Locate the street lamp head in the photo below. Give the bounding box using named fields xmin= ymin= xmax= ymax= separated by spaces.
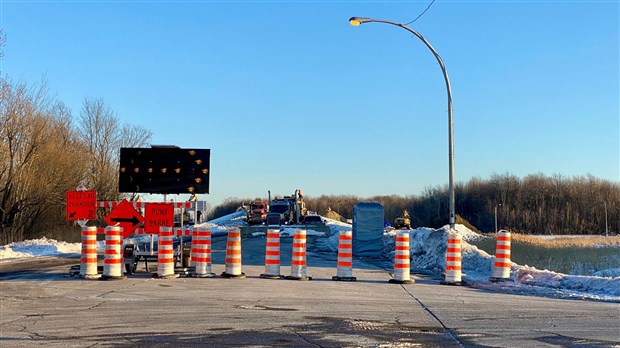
xmin=349 ymin=17 xmax=373 ymax=26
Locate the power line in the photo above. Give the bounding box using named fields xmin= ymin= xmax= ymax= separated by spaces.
xmin=404 ymin=0 xmax=436 ymax=26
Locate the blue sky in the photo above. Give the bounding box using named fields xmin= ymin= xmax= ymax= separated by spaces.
xmin=2 ymin=0 xmax=618 ymax=206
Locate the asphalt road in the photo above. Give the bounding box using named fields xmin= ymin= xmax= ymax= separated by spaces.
xmin=1 ymin=235 xmax=619 ymax=347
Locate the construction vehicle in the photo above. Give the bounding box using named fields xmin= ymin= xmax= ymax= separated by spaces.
xmin=247 ymin=200 xmax=269 ymax=225
xmin=393 ymin=210 xmax=412 ymax=230
xmin=174 ymin=210 xmax=194 ymax=227
xmin=266 ymin=189 xmax=307 ymax=225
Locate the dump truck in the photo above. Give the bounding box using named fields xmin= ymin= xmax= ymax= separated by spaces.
xmin=266 ymin=189 xmax=307 ymax=225
xmin=247 ymin=201 xmax=269 ymax=225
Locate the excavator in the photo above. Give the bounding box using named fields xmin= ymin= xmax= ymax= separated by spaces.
xmin=393 ymin=210 xmax=412 ymax=230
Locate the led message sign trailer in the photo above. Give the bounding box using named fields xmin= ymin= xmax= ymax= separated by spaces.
xmin=119 ymin=147 xmax=210 ymax=194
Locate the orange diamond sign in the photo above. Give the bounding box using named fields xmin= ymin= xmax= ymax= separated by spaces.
xmin=105 ymin=199 xmax=144 ymax=238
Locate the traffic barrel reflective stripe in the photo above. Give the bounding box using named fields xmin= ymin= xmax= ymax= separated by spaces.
xmin=103 ymin=258 xmax=124 ymax=264
xmin=80 ymin=226 xmax=99 ymax=279
xmin=490 ymin=230 xmax=512 ymax=282
xmin=286 ymin=229 xmax=311 ymax=280
xmin=101 ymin=226 xmax=125 ymax=280
xmin=260 ymin=229 xmax=282 ymax=279
xmin=333 ymin=231 xmax=356 ymax=281
xmin=221 ymin=230 xmax=245 ymax=278
xmin=443 ymin=233 xmax=463 ymax=285
xmin=191 ymin=226 xmax=215 ymax=277
xmin=390 ymin=231 xmax=414 ymax=284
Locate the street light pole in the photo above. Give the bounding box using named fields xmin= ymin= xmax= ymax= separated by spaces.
xmin=604 ymin=201 xmax=609 ymax=237
xmin=495 ymin=203 xmax=502 ymax=233
xmin=349 ymin=16 xmax=456 ymax=228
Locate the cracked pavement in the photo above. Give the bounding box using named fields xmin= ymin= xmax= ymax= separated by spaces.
xmin=1 ymin=236 xmax=619 ymax=347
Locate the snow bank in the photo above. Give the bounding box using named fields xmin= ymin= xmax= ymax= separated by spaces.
xmin=205 ymin=210 xmax=247 ymax=227
xmin=316 ymin=223 xmax=616 ymax=301
xmin=378 ymin=225 xmax=620 ymax=302
xmin=0 ymin=237 xmax=81 ymax=260
xmin=515 ymin=267 xmax=620 ymax=297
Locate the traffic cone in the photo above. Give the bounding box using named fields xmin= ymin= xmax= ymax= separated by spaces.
xmin=221 ymin=229 xmax=245 ymax=278
xmin=101 ymin=226 xmax=126 ymax=280
xmin=286 ymin=229 xmax=311 ymax=281
xmin=332 ymin=230 xmax=356 ymax=281
xmin=389 ymin=231 xmax=414 ymax=284
xmin=191 ymin=226 xmax=215 ymax=278
xmin=80 ymin=226 xmax=100 ymax=279
xmin=441 ymin=233 xmax=463 ymax=285
xmin=260 ymin=229 xmax=283 ymax=279
xmin=157 ymin=227 xmax=179 ymax=279
xmin=490 ymin=230 xmax=512 ymax=282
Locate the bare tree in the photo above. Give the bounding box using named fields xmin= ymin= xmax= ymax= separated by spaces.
xmin=77 ymin=97 xmax=152 ymax=202
xmin=0 ymin=78 xmax=86 ymax=243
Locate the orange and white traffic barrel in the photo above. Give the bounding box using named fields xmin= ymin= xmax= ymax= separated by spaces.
xmin=490 ymin=230 xmax=512 ymax=282
xmin=286 ymin=229 xmax=311 ymax=281
xmin=221 ymin=229 xmax=245 ymax=278
xmin=389 ymin=231 xmax=414 ymax=284
xmin=158 ymin=227 xmax=179 ymax=279
xmin=191 ymin=226 xmax=215 ymax=278
xmin=80 ymin=226 xmax=100 ymax=279
xmin=332 ymin=230 xmax=356 ymax=281
xmin=260 ymin=229 xmax=283 ymax=279
xmin=442 ymin=233 xmax=463 ymax=285
xmin=101 ymin=226 xmax=126 ymax=280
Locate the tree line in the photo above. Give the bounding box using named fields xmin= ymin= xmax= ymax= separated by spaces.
xmin=2 ymin=74 xmax=616 ymax=243
xmin=208 ymin=173 xmax=619 ymax=235
xmin=0 ymin=78 xmax=151 ymax=244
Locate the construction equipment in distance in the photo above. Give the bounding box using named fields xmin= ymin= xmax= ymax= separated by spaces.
xmin=247 ymin=200 xmax=269 ymax=225
xmin=266 ymin=189 xmax=307 ymax=226
xmin=393 ymin=210 xmax=412 ymax=230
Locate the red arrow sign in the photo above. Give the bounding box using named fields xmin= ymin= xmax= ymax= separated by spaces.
xmin=105 ymin=199 xmax=144 ymax=238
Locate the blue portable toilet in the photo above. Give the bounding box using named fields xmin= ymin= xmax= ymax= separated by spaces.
xmin=352 ymin=202 xmax=384 ymax=257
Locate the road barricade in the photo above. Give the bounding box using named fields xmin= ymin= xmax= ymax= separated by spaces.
xmin=80 ymin=226 xmax=100 ymax=279
xmin=442 ymin=233 xmax=463 ymax=285
xmin=157 ymin=227 xmax=179 ymax=279
xmin=490 ymin=230 xmax=512 ymax=282
xmin=260 ymin=229 xmax=283 ymax=279
xmin=191 ymin=226 xmax=215 ymax=278
xmin=389 ymin=231 xmax=414 ymax=284
xmin=332 ymin=230 xmax=356 ymax=281
xmin=101 ymin=226 xmax=126 ymax=280
xmin=286 ymin=229 xmax=311 ymax=281
xmin=221 ymin=229 xmax=245 ymax=278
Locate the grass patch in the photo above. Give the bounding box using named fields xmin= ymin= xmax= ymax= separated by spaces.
xmin=470 ymin=234 xmax=620 ymax=276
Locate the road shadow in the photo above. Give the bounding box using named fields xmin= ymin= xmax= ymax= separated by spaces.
xmin=0 ymin=316 xmax=460 ymax=347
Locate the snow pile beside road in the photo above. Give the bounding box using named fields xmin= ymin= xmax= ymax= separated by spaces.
xmin=189 ymin=210 xmax=249 ymax=236
xmin=316 ymin=218 xmax=356 ymax=252
xmin=383 ymin=225 xmax=492 ymax=276
xmin=207 ymin=209 xmax=247 ymax=225
xmin=379 ymin=225 xmax=619 ymax=301
xmin=0 ymin=237 xmax=81 ymax=260
xmin=514 ymin=267 xmax=620 ymax=297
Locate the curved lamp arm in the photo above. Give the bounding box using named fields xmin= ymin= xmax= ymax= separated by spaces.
xmin=350 ymin=16 xmax=456 ymax=228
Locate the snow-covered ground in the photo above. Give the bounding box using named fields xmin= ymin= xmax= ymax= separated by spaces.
xmin=1 ymin=211 xmax=618 ymax=302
